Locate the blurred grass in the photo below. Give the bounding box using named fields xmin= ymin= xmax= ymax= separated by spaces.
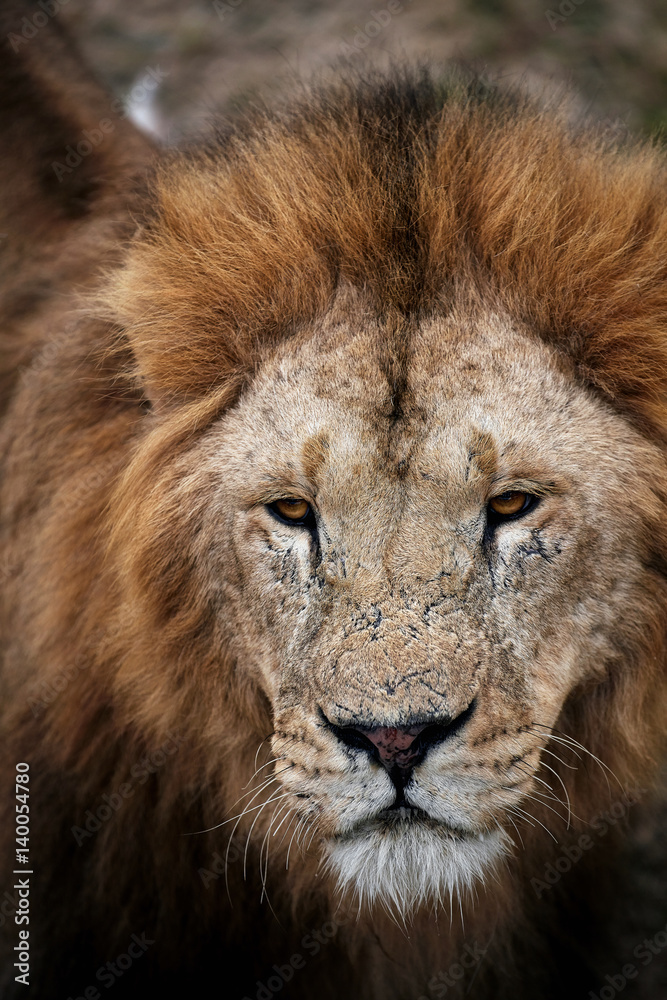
xmin=54 ymin=0 xmax=667 ymax=140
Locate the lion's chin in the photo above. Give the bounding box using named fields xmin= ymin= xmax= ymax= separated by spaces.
xmin=324 ymin=813 xmax=510 ymax=914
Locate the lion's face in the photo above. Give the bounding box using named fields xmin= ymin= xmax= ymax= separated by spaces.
xmin=181 ymin=289 xmax=658 ymax=911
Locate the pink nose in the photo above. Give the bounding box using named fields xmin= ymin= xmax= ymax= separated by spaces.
xmin=355 ymin=724 xmax=428 ymax=769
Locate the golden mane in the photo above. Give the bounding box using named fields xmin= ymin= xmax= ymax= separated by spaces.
xmin=105 ymin=71 xmax=667 ymax=433
xmin=1 ymin=13 xmax=667 ymax=999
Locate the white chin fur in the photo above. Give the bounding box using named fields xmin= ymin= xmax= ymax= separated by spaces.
xmin=324 ymin=818 xmax=510 ymax=914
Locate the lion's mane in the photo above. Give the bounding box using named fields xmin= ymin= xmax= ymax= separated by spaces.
xmin=1 ymin=9 xmax=667 ymax=1000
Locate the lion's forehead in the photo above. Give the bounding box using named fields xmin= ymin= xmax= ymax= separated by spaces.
xmin=229 ymin=308 xmax=612 ymax=499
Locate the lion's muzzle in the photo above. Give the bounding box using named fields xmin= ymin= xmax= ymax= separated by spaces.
xmin=320 ymin=699 xmax=477 ymax=794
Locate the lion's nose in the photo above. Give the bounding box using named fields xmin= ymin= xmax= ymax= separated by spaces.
xmin=354 ymin=724 xmax=428 ymax=769
xmin=322 ymin=700 xmax=476 ymax=775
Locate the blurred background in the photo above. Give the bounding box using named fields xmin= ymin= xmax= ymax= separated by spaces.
xmin=57 ymin=0 xmax=667 ymax=144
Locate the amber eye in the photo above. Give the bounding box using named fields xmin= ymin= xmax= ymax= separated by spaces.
xmin=269 ymin=498 xmax=314 ymax=526
xmin=488 ymin=491 xmax=533 ymax=519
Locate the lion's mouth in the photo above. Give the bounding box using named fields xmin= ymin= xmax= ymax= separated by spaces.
xmin=339 ymin=805 xmax=475 ymax=841
xmin=377 ymin=805 xmax=432 ymax=823
xmin=383 ymin=796 xmax=483 ymax=835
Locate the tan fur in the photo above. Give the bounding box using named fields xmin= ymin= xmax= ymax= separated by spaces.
xmin=1 ymin=18 xmax=667 ymax=999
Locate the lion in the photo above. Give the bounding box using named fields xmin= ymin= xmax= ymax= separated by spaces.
xmin=1 ymin=6 xmax=667 ymax=1000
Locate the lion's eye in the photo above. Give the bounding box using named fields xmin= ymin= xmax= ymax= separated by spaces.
xmin=487 ymin=491 xmax=535 ymax=521
xmin=268 ymin=498 xmax=314 ymax=526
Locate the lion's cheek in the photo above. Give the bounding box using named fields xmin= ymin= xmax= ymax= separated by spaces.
xmin=221 ymin=520 xmax=321 ymax=685
xmin=272 ymin=718 xmax=395 ymax=835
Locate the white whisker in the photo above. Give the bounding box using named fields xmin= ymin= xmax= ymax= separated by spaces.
xmin=243 ymin=791 xmax=292 ymax=879
xmin=510 ymin=805 xmax=558 ymax=843
xmin=537 ymin=760 xmax=573 ymax=829
xmin=530 ymin=723 xmax=622 ymax=792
